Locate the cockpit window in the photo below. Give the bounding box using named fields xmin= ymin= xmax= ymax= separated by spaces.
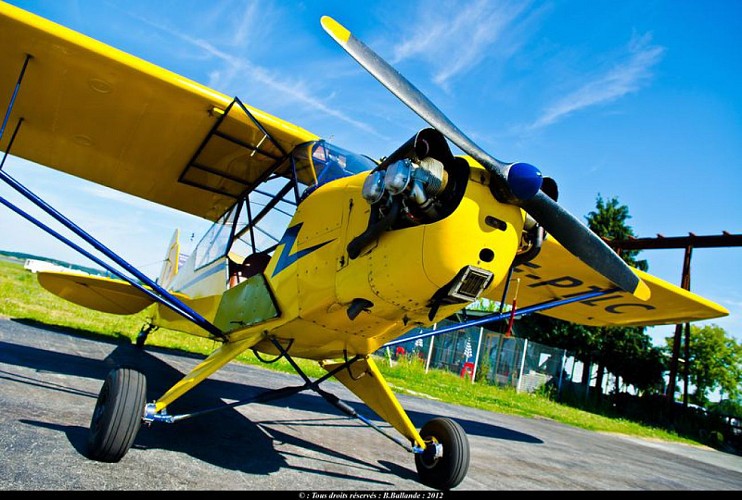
xmin=192 ymin=202 xmax=240 ymax=270
xmin=187 ymin=141 xmax=376 ymax=272
xmin=293 ymin=140 xmax=376 ymax=199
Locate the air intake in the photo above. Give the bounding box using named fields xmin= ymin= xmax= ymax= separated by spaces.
xmin=447 ymin=266 xmax=494 ymax=302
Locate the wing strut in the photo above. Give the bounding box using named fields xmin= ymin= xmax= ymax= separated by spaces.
xmin=382 ymin=287 xmax=620 ymax=348
xmin=0 ymin=56 xmax=225 ymax=339
xmin=0 ymin=54 xmax=30 ymax=144
xmin=0 ymin=170 xmax=226 ymax=340
xmin=0 ymin=54 xmax=31 ymax=168
xmin=143 ymin=337 xmax=425 ymax=453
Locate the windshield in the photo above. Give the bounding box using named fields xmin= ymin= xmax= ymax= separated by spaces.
xmin=293 ymin=140 xmax=376 ymax=198
xmin=192 ymin=202 xmax=240 ymax=269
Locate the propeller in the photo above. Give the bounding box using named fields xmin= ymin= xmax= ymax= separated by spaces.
xmin=321 ymin=16 xmax=650 ymax=301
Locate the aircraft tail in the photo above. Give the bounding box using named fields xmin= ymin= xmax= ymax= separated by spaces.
xmin=157 ymin=229 xmax=180 ymax=290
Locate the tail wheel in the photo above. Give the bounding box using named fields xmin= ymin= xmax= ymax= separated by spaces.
xmin=415 ymin=417 xmax=470 ymax=490
xmin=87 ymin=367 xmax=146 ymax=462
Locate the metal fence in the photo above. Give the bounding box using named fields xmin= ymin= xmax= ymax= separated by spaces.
xmin=378 ymin=319 xmax=567 ymax=394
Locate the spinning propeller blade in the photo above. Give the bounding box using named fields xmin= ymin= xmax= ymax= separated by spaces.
xmin=321 ymin=16 xmax=649 ymax=300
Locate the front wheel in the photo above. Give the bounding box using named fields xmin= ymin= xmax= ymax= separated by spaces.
xmin=87 ymin=367 xmax=146 ymax=462
xmin=414 ymin=417 xmax=470 ymax=490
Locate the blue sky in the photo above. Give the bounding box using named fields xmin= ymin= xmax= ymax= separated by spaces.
xmin=1 ymin=0 xmax=740 ymax=346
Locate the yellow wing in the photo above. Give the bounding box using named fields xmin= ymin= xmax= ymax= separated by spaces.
xmin=0 ymin=2 xmax=318 ymax=221
xmin=487 ymin=237 xmax=728 ymax=327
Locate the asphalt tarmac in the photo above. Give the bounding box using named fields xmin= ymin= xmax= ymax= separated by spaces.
xmin=1 ymin=317 xmax=741 ymax=492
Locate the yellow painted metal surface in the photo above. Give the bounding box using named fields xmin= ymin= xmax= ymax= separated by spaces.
xmin=170 ymin=257 xmax=228 ymax=299
xmin=37 ymin=271 xmax=155 ymax=315
xmin=486 ymin=237 xmax=729 ymax=327
xmin=321 ymin=357 xmax=425 ymax=448
xmin=320 ymin=16 xmax=351 ymax=44
xmin=213 ymin=274 xmax=279 ymax=334
xmin=152 ymin=294 xmax=222 ymax=338
xmin=0 ymin=2 xmax=318 ymax=221
xmin=246 ymin=163 xmax=527 ymax=358
xmin=325 ymin=165 xmax=523 ymax=341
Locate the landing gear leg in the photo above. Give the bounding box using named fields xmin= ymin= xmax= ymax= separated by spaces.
xmin=87 ymin=367 xmax=147 ymax=462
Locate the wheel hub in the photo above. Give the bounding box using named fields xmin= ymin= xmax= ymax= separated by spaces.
xmin=419 ymin=439 xmax=444 ymax=468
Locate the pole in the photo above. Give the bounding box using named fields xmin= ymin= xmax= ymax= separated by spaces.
xmin=517 ymin=338 xmax=528 ymax=392
xmin=683 ymin=322 xmax=691 ymax=407
xmin=425 ymin=324 xmax=436 ymax=373
xmin=557 ymin=349 xmax=567 ymax=400
xmin=471 ymin=327 xmax=484 ymax=383
xmin=493 ymin=334 xmax=503 ymax=386
xmin=667 ymin=245 xmax=693 ymax=405
xmin=505 ymin=278 xmax=520 ymax=337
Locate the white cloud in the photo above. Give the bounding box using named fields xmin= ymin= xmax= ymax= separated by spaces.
xmin=530 ymin=32 xmax=665 ymax=130
xmin=122 ymin=6 xmax=381 ymax=137
xmin=228 ymin=2 xmax=262 ymax=48
xmin=391 ymin=0 xmax=533 ymax=89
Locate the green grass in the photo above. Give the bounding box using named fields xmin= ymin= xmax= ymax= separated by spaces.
xmin=378 ymin=356 xmax=682 ymax=441
xmin=0 ymin=258 xmax=700 ymax=446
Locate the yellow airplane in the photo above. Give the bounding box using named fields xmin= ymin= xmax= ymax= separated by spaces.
xmin=0 ymin=3 xmax=729 ymax=490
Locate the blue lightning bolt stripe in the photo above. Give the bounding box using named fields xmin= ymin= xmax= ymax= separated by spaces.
xmin=271 ymin=223 xmax=334 ymax=277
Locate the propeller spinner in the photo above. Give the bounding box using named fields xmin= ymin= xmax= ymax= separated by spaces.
xmin=321 ymin=16 xmax=650 ymax=301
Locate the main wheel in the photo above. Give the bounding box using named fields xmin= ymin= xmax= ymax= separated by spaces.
xmin=87 ymin=367 xmax=146 ymax=462
xmin=414 ymin=417 xmax=470 ymax=490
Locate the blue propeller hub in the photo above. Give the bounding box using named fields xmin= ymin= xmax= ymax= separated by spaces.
xmin=507 ymin=162 xmax=543 ymax=200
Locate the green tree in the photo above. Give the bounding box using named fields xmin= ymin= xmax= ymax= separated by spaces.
xmin=599 ymin=327 xmax=665 ymax=393
xmin=516 ymin=313 xmax=593 ymax=359
xmin=710 ymin=398 xmax=742 ymax=419
xmin=666 ymin=324 xmax=742 ymax=406
xmin=583 ymin=195 xmax=661 ymax=395
xmin=586 ymin=194 xmax=647 ymax=271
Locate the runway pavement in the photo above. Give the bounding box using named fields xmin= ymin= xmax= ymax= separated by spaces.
xmin=1 ymin=317 xmax=741 ymax=491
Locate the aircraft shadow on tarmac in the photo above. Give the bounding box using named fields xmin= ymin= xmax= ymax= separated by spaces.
xmin=4 ymin=319 xmax=542 ymax=480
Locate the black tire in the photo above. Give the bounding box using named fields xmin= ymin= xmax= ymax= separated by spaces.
xmin=414 ymin=417 xmax=470 ymax=490
xmin=87 ymin=367 xmax=146 ymax=462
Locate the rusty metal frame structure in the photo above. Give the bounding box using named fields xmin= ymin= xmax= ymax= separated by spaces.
xmin=607 ymin=232 xmax=742 ymax=406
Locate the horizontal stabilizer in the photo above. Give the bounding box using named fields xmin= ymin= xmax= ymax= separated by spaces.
xmin=36 ymin=271 xmax=188 ymax=315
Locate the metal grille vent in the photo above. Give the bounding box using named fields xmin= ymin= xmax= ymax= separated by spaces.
xmin=449 ymin=266 xmax=493 ymax=301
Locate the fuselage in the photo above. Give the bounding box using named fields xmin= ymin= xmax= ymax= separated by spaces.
xmin=152 ymin=159 xmax=525 ymax=360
